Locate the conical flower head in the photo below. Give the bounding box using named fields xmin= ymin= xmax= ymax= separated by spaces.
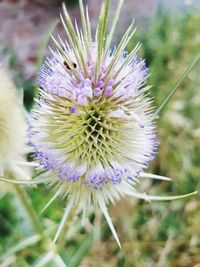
xmin=0 ymin=68 xmax=27 ymax=169
xmin=30 ymin=1 xmax=157 ymax=198
xmin=29 ymin=1 xmax=198 ymax=247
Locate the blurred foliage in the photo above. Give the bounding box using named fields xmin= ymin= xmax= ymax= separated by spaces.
xmin=64 ymin=0 xmax=79 ymax=7
xmin=49 ymin=0 xmax=79 ymax=7
xmin=127 ymin=8 xmax=200 ymax=195
xmin=32 ymin=0 xmax=79 ymax=7
xmin=0 ymin=44 xmax=36 ymax=111
xmin=0 ymin=6 xmax=200 ymax=267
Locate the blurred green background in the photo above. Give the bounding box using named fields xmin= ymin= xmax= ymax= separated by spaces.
xmin=0 ymin=0 xmax=200 ymax=266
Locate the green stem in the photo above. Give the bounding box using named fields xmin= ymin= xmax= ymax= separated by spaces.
xmin=14 ymin=185 xmax=43 ymax=236
xmin=9 ymin=164 xmax=53 ymax=245
xmin=14 ymin=185 xmax=56 ymax=253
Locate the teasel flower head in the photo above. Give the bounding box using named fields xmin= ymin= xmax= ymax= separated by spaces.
xmin=0 ymin=67 xmax=30 ymax=190
xmin=30 ymin=0 xmax=197 ymax=246
xmin=0 ymin=68 xmax=27 ymax=168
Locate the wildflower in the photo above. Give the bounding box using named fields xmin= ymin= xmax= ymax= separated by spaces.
xmin=30 ymin=0 xmax=197 ymax=246
xmin=0 ymin=67 xmax=31 ymax=194
xmin=0 ymin=68 xmax=27 ymax=170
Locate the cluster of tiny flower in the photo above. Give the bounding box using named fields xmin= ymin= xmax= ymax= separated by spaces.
xmin=38 ymin=50 xmax=149 ymax=115
xmin=31 ymin=43 xmax=158 ymax=190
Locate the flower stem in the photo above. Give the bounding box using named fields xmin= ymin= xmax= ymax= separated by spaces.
xmin=14 ymin=184 xmax=56 ymax=253
xmin=14 ymin=185 xmax=43 ymax=236
xmin=11 ymin=163 xmax=53 ymax=241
